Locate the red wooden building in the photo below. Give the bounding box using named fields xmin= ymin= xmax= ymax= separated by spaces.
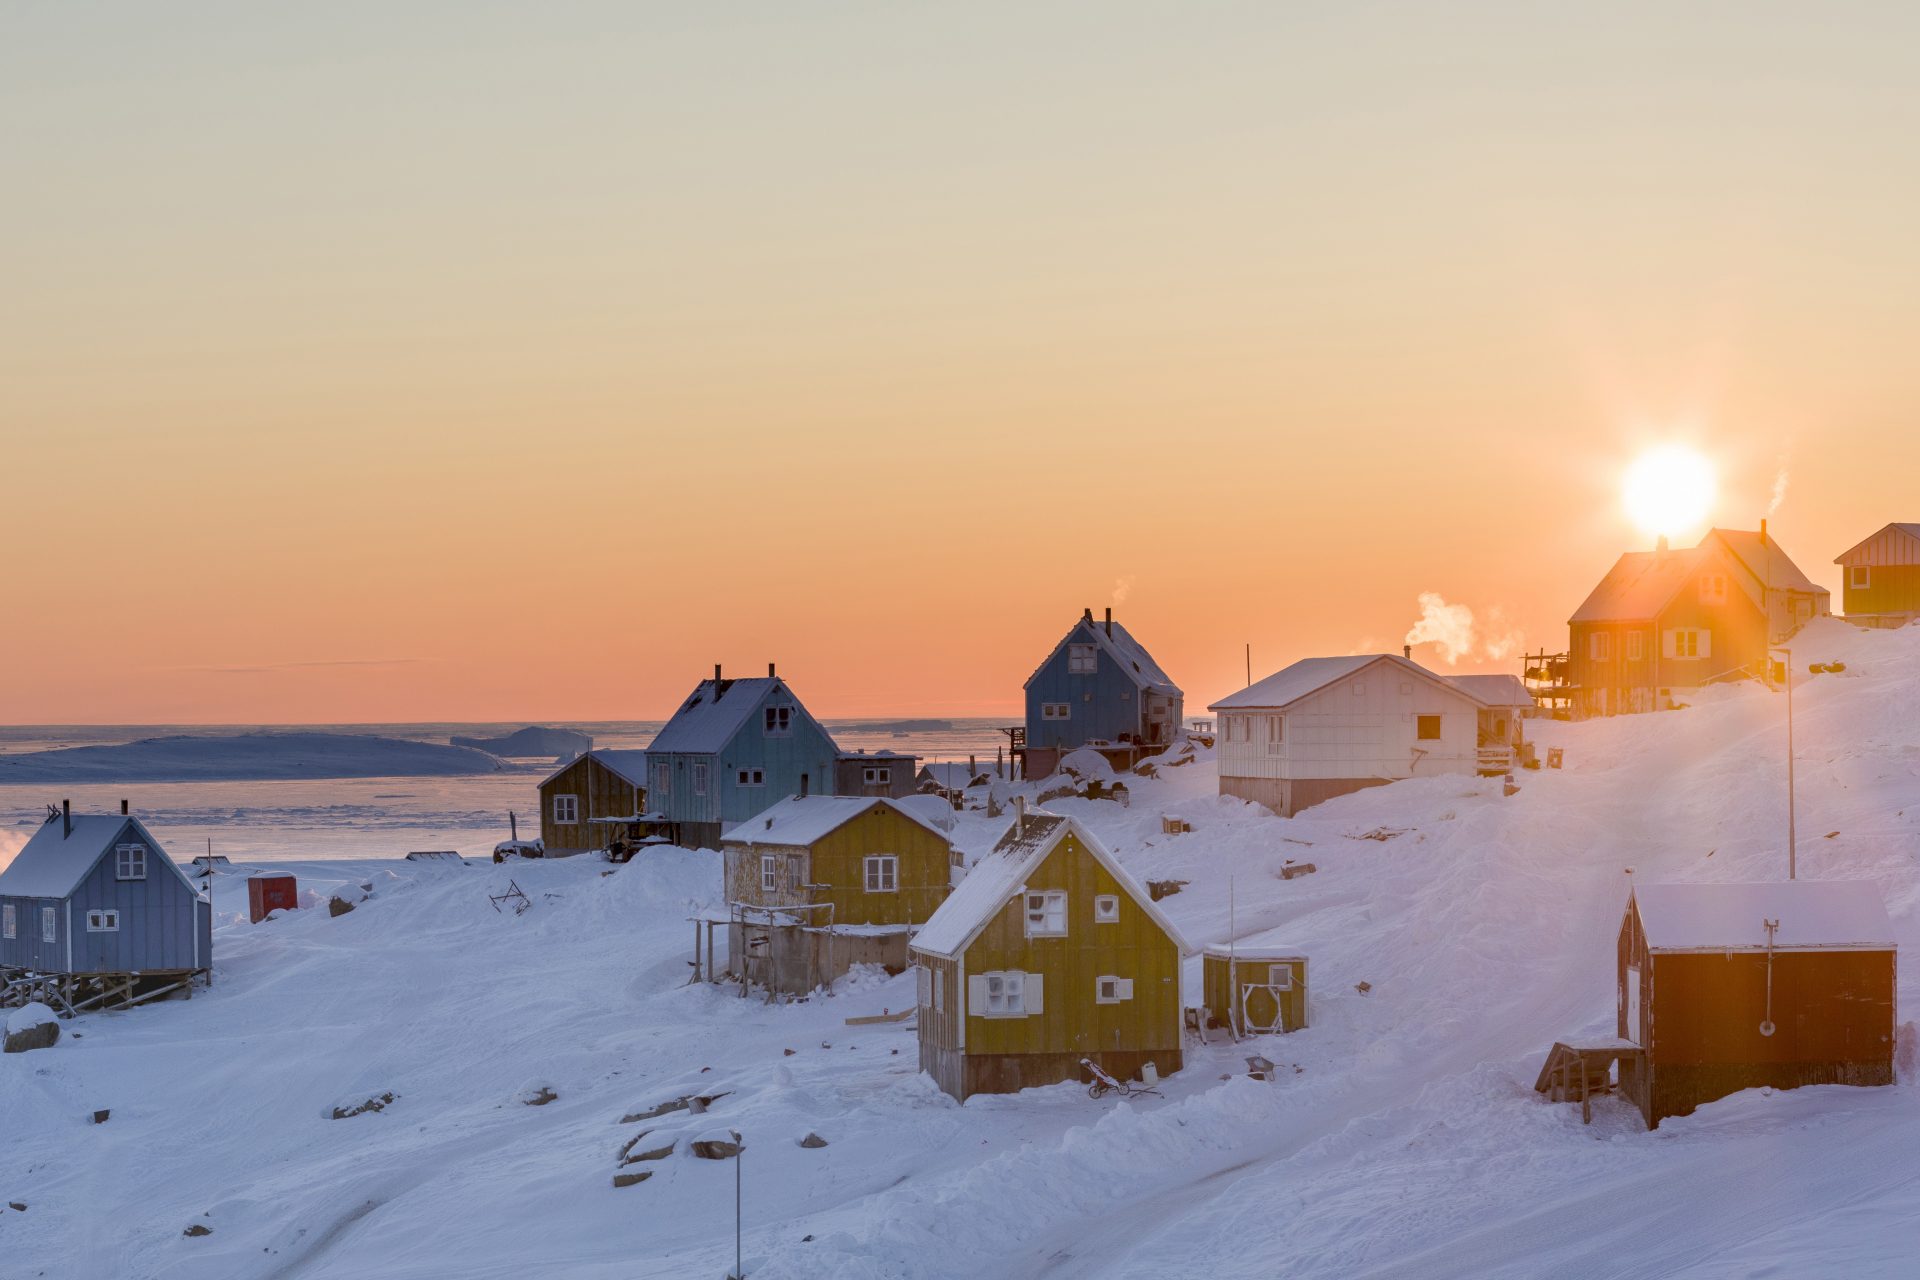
xmin=247 ymin=873 xmax=299 ymax=923
xmin=1834 ymin=522 xmax=1920 ymax=628
xmin=1618 ymin=881 xmax=1896 ymax=1129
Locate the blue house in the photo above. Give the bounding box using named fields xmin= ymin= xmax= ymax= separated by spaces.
xmin=0 ymin=804 xmax=212 ymax=1002
xmin=645 ymin=665 xmax=841 ymax=849
xmin=1022 ymin=608 xmax=1184 ymax=778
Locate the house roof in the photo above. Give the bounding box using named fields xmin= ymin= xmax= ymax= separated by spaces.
xmin=647 ymin=677 xmax=830 ymax=755
xmin=1568 ymin=546 xmax=1707 ymax=623
xmin=0 ymin=814 xmax=198 ymax=900
xmin=1209 ymin=653 xmax=1487 ymax=712
xmin=1706 ymin=529 xmax=1829 ymax=598
xmin=1444 ymin=674 xmax=1532 ymax=708
xmin=537 ymin=748 xmax=651 ymax=790
xmin=1026 ymin=614 xmax=1182 ymax=697
xmin=1835 ymin=523 xmax=1920 ymax=565
xmin=910 ymin=812 xmax=1190 ymax=959
xmin=718 ymin=795 xmax=953 ymax=849
xmin=1632 ymin=881 xmax=1894 ymax=953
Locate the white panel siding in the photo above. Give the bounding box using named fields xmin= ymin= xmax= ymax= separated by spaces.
xmin=1218 ymin=674 xmax=1481 ymax=783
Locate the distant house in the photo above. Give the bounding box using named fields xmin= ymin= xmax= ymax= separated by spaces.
xmin=834 ymin=751 xmax=919 ymax=800
xmin=1568 ymin=526 xmax=1829 ymax=718
xmin=917 ymin=761 xmax=995 ymax=793
xmin=1022 ymin=608 xmax=1184 ymax=779
xmin=0 ymin=804 xmax=211 ymax=1004
xmin=1835 ymin=523 xmax=1920 ymax=628
xmin=537 ymin=749 xmax=650 ymax=859
xmin=719 ymin=796 xmax=958 ymax=995
xmin=910 ymin=808 xmax=1190 ymax=1101
xmin=1614 ymin=881 xmax=1896 ymax=1129
xmin=645 ymin=665 xmax=840 ymax=850
xmin=1209 ymin=653 xmax=1509 ymax=817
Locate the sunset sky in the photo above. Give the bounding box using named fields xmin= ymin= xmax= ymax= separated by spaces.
xmin=4 ymin=3 xmax=1917 ymax=724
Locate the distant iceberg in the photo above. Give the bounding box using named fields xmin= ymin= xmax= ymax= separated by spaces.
xmin=448 ymin=726 xmax=592 ymax=760
xmin=0 ymin=733 xmax=514 ymax=784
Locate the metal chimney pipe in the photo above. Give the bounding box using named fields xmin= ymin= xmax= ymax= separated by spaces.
xmin=1105 ymin=607 xmax=1112 ymax=636
xmin=768 ymin=662 xmax=776 ymax=678
xmin=63 ymin=798 xmax=71 ymax=838
xmin=1760 ymin=517 xmax=1768 ymax=544
xmin=714 ymin=663 xmax=723 ymax=683
xmin=1015 ymin=795 xmax=1027 ymax=830
xmin=121 ymin=798 xmax=129 ymax=815
xmin=1403 ymin=644 xmax=1411 ymax=660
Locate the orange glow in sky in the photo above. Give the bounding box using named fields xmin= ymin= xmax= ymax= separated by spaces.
xmin=3 ymin=6 xmax=1916 ymax=723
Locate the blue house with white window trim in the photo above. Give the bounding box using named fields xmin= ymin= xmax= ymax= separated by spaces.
xmin=1022 ymin=609 xmax=1184 ymax=778
xmin=644 ymin=665 xmax=841 ymax=849
xmin=0 ymin=805 xmax=212 ymax=987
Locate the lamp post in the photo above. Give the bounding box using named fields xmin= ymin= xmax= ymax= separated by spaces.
xmin=1770 ymin=647 xmax=1795 ymax=880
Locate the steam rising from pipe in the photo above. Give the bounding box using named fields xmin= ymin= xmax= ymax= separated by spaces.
xmin=1404 ymin=593 xmax=1525 ymax=665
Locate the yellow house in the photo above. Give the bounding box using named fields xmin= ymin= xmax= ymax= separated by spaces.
xmin=719 ymin=796 xmax=958 ymax=995
xmin=910 ymin=808 xmax=1191 ymax=1101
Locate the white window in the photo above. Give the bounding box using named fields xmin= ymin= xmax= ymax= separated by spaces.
xmin=917 ymin=965 xmax=932 ymax=1008
xmin=41 ymin=906 xmax=57 ymax=943
xmin=1268 ymin=964 xmax=1295 ymax=990
xmin=653 ymin=762 xmax=671 ymax=798
xmin=1416 ymin=714 xmax=1442 ymax=741
xmin=737 ymin=768 xmax=765 ymax=787
xmin=1669 ymin=628 xmax=1710 ymax=659
xmin=115 ymin=844 xmax=147 ymax=880
xmin=1094 ymin=894 xmax=1120 ymax=923
xmin=1590 ymin=632 xmax=1612 ymax=662
xmin=1627 ymin=631 xmax=1645 ymax=662
xmin=864 ymin=854 xmax=898 ymax=893
xmin=985 ymin=971 xmax=1025 ymax=1015
xmin=1041 ymin=702 xmax=1071 ymax=720
xmin=760 ymin=855 xmax=778 ymax=892
xmin=1024 ymin=890 xmax=1067 ymax=937
xmin=1850 ymin=565 xmax=1871 ymax=590
xmin=1068 ymin=643 xmax=1098 ymax=674
xmin=1095 ymin=975 xmax=1134 ymax=1004
xmin=692 ymin=761 xmax=709 ymax=796
xmin=87 ymin=909 xmax=120 ymax=932
xmin=763 ymin=705 xmax=793 ymax=736
xmin=863 ymin=766 xmax=891 ymax=785
xmin=1266 ymin=715 xmax=1283 ymax=743
xmin=934 ymin=967 xmax=944 ymax=1012
xmin=2 ymin=904 xmax=13 ymax=939
xmin=1699 ymin=573 xmax=1728 ymax=604
xmin=552 ymin=794 xmax=579 ymax=824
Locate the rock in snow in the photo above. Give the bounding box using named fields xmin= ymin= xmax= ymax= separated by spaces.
xmin=3 ymin=1004 xmax=59 ymax=1054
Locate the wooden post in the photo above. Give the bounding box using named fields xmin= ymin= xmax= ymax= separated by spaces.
xmin=692 ymin=920 xmax=702 ymax=983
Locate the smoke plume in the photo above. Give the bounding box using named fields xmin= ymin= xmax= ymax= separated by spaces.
xmin=1765 ymin=456 xmax=1791 ymax=518
xmin=1403 ymin=593 xmax=1526 ymax=665
xmin=1111 ymin=576 xmax=1135 ymax=605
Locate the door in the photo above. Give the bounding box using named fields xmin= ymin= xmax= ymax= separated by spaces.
xmin=1624 ymin=965 xmax=1642 ymax=1043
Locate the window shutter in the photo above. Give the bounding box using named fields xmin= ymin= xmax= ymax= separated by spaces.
xmin=1025 ymin=972 xmax=1044 ymax=1015
xmin=1662 ymin=629 xmax=1677 ymax=659
xmin=967 ymin=974 xmax=988 ymax=1015
xmin=1117 ymin=978 xmax=1134 ymax=1000
xmin=1698 ymin=629 xmax=1712 ymax=659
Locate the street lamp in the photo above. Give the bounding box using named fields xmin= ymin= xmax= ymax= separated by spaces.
xmin=1770 ymin=646 xmax=1796 ymax=880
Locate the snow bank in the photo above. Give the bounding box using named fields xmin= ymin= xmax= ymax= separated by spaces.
xmin=0 ymin=733 xmax=515 ymax=784
xmin=6 ymin=1003 xmax=56 ymax=1034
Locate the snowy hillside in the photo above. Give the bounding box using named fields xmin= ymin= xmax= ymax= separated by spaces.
xmin=3 ymin=619 xmax=1918 ymax=1279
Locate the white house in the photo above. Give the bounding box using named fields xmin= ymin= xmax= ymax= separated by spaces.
xmin=1208 ymin=653 xmax=1509 ymax=817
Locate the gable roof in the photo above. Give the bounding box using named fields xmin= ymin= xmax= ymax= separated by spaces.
xmin=646 ymin=677 xmax=833 ymax=755
xmin=910 ymin=811 xmax=1190 ymax=959
xmin=1026 ymin=614 xmax=1182 ymax=697
xmin=1835 ymin=523 xmax=1920 ymax=566
xmin=1705 ymin=529 xmax=1828 ymax=599
xmin=1569 ymin=545 xmax=1708 ymax=623
xmin=0 ymin=814 xmax=199 ymax=900
xmin=1632 ymin=881 xmax=1894 ymax=953
xmin=1209 ymin=653 xmax=1486 ymax=712
xmin=718 ymin=795 xmax=953 ymax=848
xmin=537 ymin=748 xmax=651 ymax=790
xmin=1444 ymin=674 xmax=1532 ymax=707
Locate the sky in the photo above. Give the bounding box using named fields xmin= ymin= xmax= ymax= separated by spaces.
xmin=3 ymin=2 xmax=1917 ymax=724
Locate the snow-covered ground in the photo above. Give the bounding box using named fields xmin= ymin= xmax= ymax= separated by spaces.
xmin=3 ymin=618 xmax=1918 ymax=1279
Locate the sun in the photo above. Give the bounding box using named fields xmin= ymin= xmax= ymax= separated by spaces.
xmin=1623 ymin=444 xmax=1717 ymax=540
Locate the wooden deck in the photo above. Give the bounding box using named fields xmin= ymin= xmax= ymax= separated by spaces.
xmin=1535 ymin=1038 xmax=1643 ymax=1123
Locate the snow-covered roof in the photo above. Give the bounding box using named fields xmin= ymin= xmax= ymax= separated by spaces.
xmin=1569 ymin=547 xmax=1706 ymax=623
xmin=1445 ymin=674 xmax=1532 ymax=708
xmin=1027 ymin=615 xmax=1182 ymax=697
xmin=0 ymin=813 xmax=198 ymax=900
xmin=1202 ymin=941 xmax=1306 ymax=962
xmin=1706 ymin=529 xmax=1828 ymax=599
xmin=648 ymin=677 xmax=828 ymax=755
xmin=1210 ymin=654 xmax=1485 ymax=712
xmin=719 ymin=795 xmax=953 ymax=849
xmin=537 ymin=748 xmax=650 ymax=790
xmin=1835 ymin=523 xmax=1920 ymax=565
xmin=1632 ymin=881 xmax=1894 ymax=952
xmin=918 ymin=761 xmax=990 ymax=788
xmin=910 ymin=812 xmax=1190 ymax=960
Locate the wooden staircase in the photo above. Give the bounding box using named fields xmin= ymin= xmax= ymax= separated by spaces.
xmin=1535 ymin=1039 xmax=1641 ymax=1123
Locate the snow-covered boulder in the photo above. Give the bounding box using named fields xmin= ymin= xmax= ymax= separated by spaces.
xmin=4 ymin=1004 xmax=59 ymax=1054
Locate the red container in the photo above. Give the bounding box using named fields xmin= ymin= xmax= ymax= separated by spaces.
xmin=248 ymin=874 xmax=299 ymax=923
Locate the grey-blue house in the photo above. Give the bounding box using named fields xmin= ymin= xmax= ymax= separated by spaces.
xmin=1022 ymin=608 xmax=1184 ymax=778
xmin=0 ymin=809 xmax=212 ymax=991
xmin=645 ymin=665 xmax=841 ymax=849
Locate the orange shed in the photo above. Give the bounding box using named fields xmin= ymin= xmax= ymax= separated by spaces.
xmin=248 ymin=873 xmax=299 ymax=923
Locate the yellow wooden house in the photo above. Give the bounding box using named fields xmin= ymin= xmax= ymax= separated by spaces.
xmin=719 ymin=795 xmax=958 ymax=995
xmin=537 ymin=750 xmax=650 ymax=859
xmin=910 ymin=808 xmax=1191 ymax=1101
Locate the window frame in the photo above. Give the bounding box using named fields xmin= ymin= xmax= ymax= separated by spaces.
xmin=1415 ymin=714 xmax=1442 ymax=741
xmin=87 ymin=909 xmax=120 ymax=933
xmin=1590 ymin=632 xmax=1612 ymax=662
xmin=1850 ymin=564 xmax=1871 ymax=590
xmin=1627 ymin=631 xmax=1645 ymax=662
xmin=1067 ymin=643 xmax=1098 ymax=675
xmin=736 ymin=768 xmax=765 ymax=787
xmin=760 ymin=854 xmax=778 ymax=893
xmin=984 ymin=970 xmax=1026 ymax=1016
xmin=2 ymin=903 xmax=13 ymax=939
xmin=863 ymin=854 xmax=899 ymax=893
xmin=692 ymin=761 xmax=709 ymax=796
xmin=1094 ymin=894 xmax=1120 ymax=923
xmin=1699 ymin=572 xmax=1728 ymax=604
xmin=552 ymin=794 xmax=579 ymax=825
xmin=1675 ymin=628 xmax=1701 ymax=659
xmin=653 ymin=762 xmax=671 ymax=798
xmin=763 ymin=705 xmax=793 ymax=737
xmin=1041 ymin=702 xmax=1071 ymax=721
xmin=1095 ymin=975 xmax=1134 ymax=1004
xmin=1024 ymin=889 xmax=1068 ymax=938
xmin=863 ymin=766 xmax=892 ymax=785
xmin=41 ymin=905 xmax=57 ymax=943
xmin=1269 ymin=964 xmax=1295 ymax=990
xmin=115 ymin=843 xmax=148 ymax=880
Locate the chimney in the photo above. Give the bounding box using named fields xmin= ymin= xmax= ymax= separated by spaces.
xmin=1760 ymin=517 xmax=1768 ymax=545
xmin=121 ymin=798 xmax=129 ymax=816
xmin=1403 ymin=644 xmax=1411 ymax=660
xmin=714 ymin=663 xmax=723 ymax=684
xmin=768 ymin=662 xmax=776 ymax=679
xmin=1015 ymin=795 xmax=1027 ymax=831
xmin=1082 ymin=606 xmax=1093 ymax=624
xmin=1104 ymin=607 xmax=1112 ymax=636
xmin=63 ymin=798 xmax=71 ymax=838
